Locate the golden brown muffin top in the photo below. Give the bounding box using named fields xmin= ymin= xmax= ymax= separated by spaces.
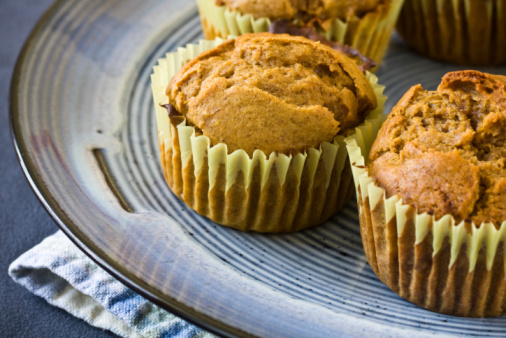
xmin=167 ymin=33 xmax=377 ymax=156
xmin=216 ymin=0 xmax=383 ymax=21
xmin=368 ymin=70 xmax=506 ymax=227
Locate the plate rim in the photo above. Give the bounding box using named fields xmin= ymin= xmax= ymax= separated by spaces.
xmin=8 ymin=1 xmax=249 ymax=336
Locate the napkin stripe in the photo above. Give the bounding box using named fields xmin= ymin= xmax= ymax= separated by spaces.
xmin=8 ymin=231 xmax=215 ymax=338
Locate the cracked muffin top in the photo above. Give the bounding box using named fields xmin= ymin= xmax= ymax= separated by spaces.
xmin=166 ymin=33 xmax=377 ymax=156
xmin=368 ymin=70 xmax=506 ymax=227
xmin=215 ymin=0 xmax=384 ymax=21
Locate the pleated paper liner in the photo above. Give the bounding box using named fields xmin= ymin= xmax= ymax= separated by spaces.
xmin=396 ymin=0 xmax=506 ymax=66
xmin=151 ymin=38 xmax=386 ymax=233
xmin=346 ymin=135 xmax=506 ymax=317
xmin=196 ymin=0 xmax=404 ymax=67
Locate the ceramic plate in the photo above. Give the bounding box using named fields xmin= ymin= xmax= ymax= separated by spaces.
xmin=11 ymin=0 xmax=506 ymax=336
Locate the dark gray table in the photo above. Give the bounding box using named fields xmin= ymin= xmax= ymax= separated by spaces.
xmin=1 ymin=2 xmax=114 ymax=336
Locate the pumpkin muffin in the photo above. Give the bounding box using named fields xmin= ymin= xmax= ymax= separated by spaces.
xmin=152 ymin=33 xmax=386 ymax=232
xmin=216 ymin=0 xmax=384 ymax=21
xmin=196 ymin=0 xmax=405 ymax=66
xmin=346 ymin=70 xmax=506 ymax=317
xmin=396 ymin=0 xmax=506 ymax=66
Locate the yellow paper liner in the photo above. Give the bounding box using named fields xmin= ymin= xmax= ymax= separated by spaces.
xmin=151 ymin=38 xmax=386 ymax=233
xmin=396 ymin=0 xmax=506 ymax=66
xmin=346 ymin=130 xmax=506 ymax=317
xmin=196 ymin=0 xmax=404 ymax=67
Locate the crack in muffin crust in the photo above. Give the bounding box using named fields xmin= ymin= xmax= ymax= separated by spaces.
xmin=368 ymin=70 xmax=506 ymax=227
xmin=167 ymin=33 xmax=377 ymax=156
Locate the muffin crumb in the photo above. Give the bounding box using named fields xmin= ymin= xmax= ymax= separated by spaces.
xmin=167 ymin=33 xmax=376 ymax=156
xmin=369 ymin=70 xmax=506 ymax=226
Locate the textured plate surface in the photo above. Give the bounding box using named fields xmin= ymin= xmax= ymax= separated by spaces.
xmin=10 ymin=0 xmax=506 ymax=336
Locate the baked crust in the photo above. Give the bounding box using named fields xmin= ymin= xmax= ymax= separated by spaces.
xmin=216 ymin=0 xmax=384 ymax=21
xmin=368 ymin=70 xmax=506 ymax=227
xmin=167 ymin=33 xmax=376 ymax=156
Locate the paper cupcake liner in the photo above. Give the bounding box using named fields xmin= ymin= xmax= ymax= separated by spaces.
xmin=196 ymin=0 xmax=404 ymax=66
xmin=346 ymin=134 xmax=506 ymax=317
xmin=151 ymin=38 xmax=386 ymax=233
xmin=397 ymin=0 xmax=506 ymax=66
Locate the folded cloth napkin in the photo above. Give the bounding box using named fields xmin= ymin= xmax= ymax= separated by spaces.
xmin=8 ymin=231 xmax=215 ymax=338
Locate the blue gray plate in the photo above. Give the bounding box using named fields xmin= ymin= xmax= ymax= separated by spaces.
xmin=10 ymin=0 xmax=506 ymax=336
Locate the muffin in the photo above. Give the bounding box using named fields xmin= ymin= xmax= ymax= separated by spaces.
xmin=396 ymin=0 xmax=506 ymax=66
xmin=196 ymin=0 xmax=405 ymax=66
xmin=346 ymin=70 xmax=506 ymax=317
xmin=151 ymin=33 xmax=386 ymax=233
